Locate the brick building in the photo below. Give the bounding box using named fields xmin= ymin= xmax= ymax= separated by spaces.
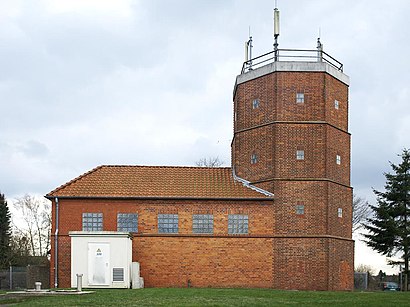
xmin=47 ymin=41 xmax=353 ymax=291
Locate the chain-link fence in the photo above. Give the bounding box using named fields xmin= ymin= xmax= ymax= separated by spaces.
xmin=0 ymin=265 xmax=49 ymax=290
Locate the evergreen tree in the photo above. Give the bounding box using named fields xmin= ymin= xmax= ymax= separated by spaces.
xmin=0 ymin=191 xmax=12 ymax=268
xmin=364 ymin=149 xmax=410 ymax=291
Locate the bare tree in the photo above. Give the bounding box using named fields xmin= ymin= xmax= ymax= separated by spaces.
xmin=352 ymin=194 xmax=372 ymax=233
xmin=355 ymin=263 xmax=375 ymax=275
xmin=195 ymin=157 xmax=224 ymax=167
xmin=13 ymin=194 xmax=51 ymax=256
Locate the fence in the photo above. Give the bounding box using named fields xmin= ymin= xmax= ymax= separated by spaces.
xmin=354 ymin=272 xmax=368 ymax=290
xmin=0 ymin=265 xmax=49 ymax=290
xmin=241 ymin=48 xmax=344 ymax=74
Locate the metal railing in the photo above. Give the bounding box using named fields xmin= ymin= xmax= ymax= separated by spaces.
xmin=241 ymin=48 xmax=343 ymax=74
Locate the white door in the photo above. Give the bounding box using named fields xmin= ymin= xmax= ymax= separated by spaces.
xmin=88 ymin=242 xmax=110 ymax=286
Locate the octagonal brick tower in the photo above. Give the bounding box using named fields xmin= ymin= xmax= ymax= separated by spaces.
xmin=232 ymin=55 xmax=354 ymax=290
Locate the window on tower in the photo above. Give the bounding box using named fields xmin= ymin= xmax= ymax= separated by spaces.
xmin=296 ymin=150 xmax=305 ymax=160
xmin=296 ymin=204 xmax=305 ymax=215
xmin=336 ymin=154 xmax=341 ymax=165
xmin=296 ymin=93 xmax=305 ymax=103
xmin=252 ymin=99 xmax=260 ymax=109
xmin=338 ymin=208 xmax=343 ymax=218
xmin=334 ymin=100 xmax=340 ymax=109
xmin=251 ymin=153 xmax=258 ymax=164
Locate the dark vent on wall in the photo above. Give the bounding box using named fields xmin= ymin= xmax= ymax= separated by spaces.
xmin=113 ymin=268 xmax=124 ymax=282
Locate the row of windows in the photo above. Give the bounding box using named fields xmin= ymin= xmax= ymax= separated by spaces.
xmin=250 ymin=151 xmax=342 ymax=164
xmin=82 ymin=213 xmax=249 ymax=234
xmin=251 ymin=96 xmax=341 ymax=108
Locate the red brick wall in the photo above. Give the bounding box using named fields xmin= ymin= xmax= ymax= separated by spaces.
xmin=134 ymin=237 xmax=274 ymax=288
xmin=50 ymin=198 xmax=275 ymax=288
xmin=272 ymin=237 xmax=329 ymax=290
xmin=232 ymin=67 xmax=353 ymax=291
xmin=50 ymin=196 xmax=353 ymax=290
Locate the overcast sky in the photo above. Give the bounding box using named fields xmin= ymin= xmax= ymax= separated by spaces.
xmin=1 ymin=0 xmax=409 ymax=274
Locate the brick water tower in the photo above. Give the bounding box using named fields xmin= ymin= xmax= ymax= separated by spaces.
xmin=231 ymin=8 xmax=353 ymax=290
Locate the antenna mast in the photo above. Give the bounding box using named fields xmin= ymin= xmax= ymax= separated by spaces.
xmin=273 ymin=4 xmax=280 ymax=61
xmin=317 ymin=28 xmax=323 ymax=62
xmin=244 ymin=27 xmax=253 ymax=71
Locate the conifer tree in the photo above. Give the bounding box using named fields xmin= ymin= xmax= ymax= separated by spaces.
xmin=364 ymin=149 xmax=410 ymax=290
xmin=0 ymin=191 xmax=12 ymax=268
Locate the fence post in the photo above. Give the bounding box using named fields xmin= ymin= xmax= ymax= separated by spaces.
xmin=9 ymin=266 xmax=12 ymax=290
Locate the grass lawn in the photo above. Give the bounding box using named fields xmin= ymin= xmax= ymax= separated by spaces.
xmin=1 ymin=288 xmax=410 ymax=306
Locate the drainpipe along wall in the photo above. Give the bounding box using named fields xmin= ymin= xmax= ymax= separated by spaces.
xmin=54 ymin=197 xmax=59 ymax=288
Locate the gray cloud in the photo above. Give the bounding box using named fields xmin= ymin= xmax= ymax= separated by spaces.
xmin=0 ymin=0 xmax=409 ymax=273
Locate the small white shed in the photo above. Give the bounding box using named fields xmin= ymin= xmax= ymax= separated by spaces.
xmin=69 ymin=231 xmax=133 ymax=288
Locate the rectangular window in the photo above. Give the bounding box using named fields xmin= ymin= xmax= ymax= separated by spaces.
xmin=251 ymin=153 xmax=258 ymax=164
xmin=334 ymin=100 xmax=340 ymax=109
xmin=158 ymin=214 xmax=179 ymax=233
xmin=192 ymin=214 xmax=214 ymax=234
xmin=82 ymin=213 xmax=103 ymax=231
xmin=252 ymin=98 xmax=260 ymax=109
xmin=336 ymin=154 xmax=341 ymax=165
xmin=228 ymin=214 xmax=248 ymax=234
xmin=296 ymin=93 xmax=305 ymax=103
xmin=296 ymin=150 xmax=305 ymax=160
xmin=338 ymin=208 xmax=343 ymax=218
xmin=296 ymin=205 xmax=305 ymax=215
xmin=117 ymin=213 xmax=138 ymax=232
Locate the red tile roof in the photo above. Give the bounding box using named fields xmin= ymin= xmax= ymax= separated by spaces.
xmin=46 ymin=165 xmax=273 ymax=199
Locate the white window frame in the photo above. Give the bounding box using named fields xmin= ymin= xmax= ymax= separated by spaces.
xmin=336 ymin=154 xmax=341 ymax=165
xmin=296 ymin=93 xmax=305 ymax=104
xmin=334 ymin=100 xmax=340 ymax=109
xmin=338 ymin=208 xmax=343 ymax=218
xmin=296 ymin=150 xmax=305 ymax=160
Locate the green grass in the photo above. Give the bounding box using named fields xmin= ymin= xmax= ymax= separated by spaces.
xmin=1 ymin=288 xmax=410 ymax=306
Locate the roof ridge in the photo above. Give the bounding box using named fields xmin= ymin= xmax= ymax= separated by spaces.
xmin=46 ymin=165 xmax=104 ymax=197
xmin=97 ymin=165 xmax=231 ymax=170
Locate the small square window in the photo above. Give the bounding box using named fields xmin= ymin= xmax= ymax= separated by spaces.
xmin=336 ymin=155 xmax=341 ymax=165
xmin=193 ymin=214 xmax=214 ymax=234
xmin=252 ymin=99 xmax=260 ymax=109
xmin=228 ymin=214 xmax=249 ymax=234
xmin=296 ymin=150 xmax=305 ymax=160
xmin=251 ymin=153 xmax=258 ymax=164
xmin=338 ymin=208 xmax=343 ymax=218
xmin=296 ymin=205 xmax=305 ymax=215
xmin=82 ymin=213 xmax=103 ymax=231
xmin=117 ymin=213 xmax=138 ymax=232
xmin=335 ymin=100 xmax=340 ymax=109
xmin=158 ymin=214 xmax=179 ymax=233
xmin=296 ymin=93 xmax=305 ymax=103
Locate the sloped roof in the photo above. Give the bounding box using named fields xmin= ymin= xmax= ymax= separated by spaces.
xmin=46 ymin=165 xmax=273 ymax=200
